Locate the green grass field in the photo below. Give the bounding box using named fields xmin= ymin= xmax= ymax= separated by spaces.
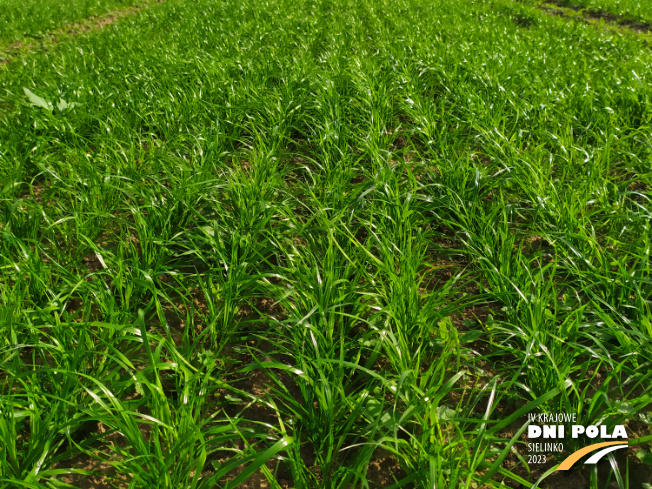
xmin=0 ymin=0 xmax=651 ymax=487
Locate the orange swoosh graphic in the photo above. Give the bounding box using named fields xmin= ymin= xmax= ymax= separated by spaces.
xmin=557 ymin=441 xmax=625 ymax=470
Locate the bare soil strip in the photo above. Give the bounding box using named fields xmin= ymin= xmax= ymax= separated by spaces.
xmin=0 ymin=0 xmax=162 ymax=66
xmin=537 ymin=0 xmax=652 ymax=34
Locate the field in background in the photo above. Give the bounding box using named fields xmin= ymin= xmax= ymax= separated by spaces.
xmin=540 ymin=0 xmax=652 ymax=25
xmin=0 ymin=0 xmax=139 ymax=43
xmin=0 ymin=0 xmax=651 ymax=487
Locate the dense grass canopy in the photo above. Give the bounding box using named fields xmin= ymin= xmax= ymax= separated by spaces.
xmin=0 ymin=0 xmax=651 ymax=487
